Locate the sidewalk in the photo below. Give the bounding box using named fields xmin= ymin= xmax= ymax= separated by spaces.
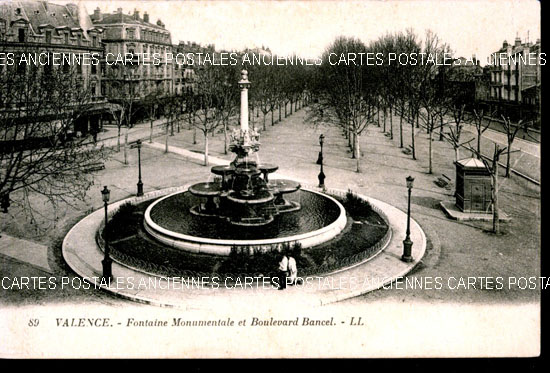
xmin=62 ymin=180 xmax=426 ymax=309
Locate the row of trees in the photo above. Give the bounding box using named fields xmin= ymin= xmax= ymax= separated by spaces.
xmin=0 ymin=58 xmax=109 ymax=221
xmin=1 ymin=34 xmax=526 ymax=234
xmin=306 ymin=31 xmax=527 ymax=233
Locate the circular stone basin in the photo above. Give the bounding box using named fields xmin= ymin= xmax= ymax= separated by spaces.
xmin=210 ymin=165 xmax=234 ymax=176
xmin=258 ymin=163 xmax=279 ymax=173
xmin=226 ymin=189 xmax=275 ymax=204
xmin=144 ymin=187 xmax=347 ymax=255
xmin=188 ymin=182 xmax=222 ymax=197
xmin=268 ymin=179 xmax=301 ymax=194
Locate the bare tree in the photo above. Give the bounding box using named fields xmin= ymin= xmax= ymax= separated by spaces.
xmin=103 ymin=64 xmax=143 ymax=164
xmin=470 ymin=108 xmax=493 ymax=159
xmin=0 ymin=57 xmax=108 ymax=224
xmin=192 ymin=66 xmax=227 ymax=166
xmin=309 ymin=36 xmax=377 ymax=172
xmin=501 ymin=115 xmax=521 ymax=178
xmin=143 ymin=88 xmax=163 ymax=143
xmin=464 ymin=144 xmax=508 ymax=234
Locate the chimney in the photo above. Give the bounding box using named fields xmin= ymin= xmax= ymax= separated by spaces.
xmin=515 ymin=37 xmax=521 ymax=47
xmin=143 ymin=11 xmax=149 ymax=23
xmin=503 ymin=40 xmax=508 ymax=48
xmin=117 ymin=8 xmax=123 ymax=14
xmin=93 ymin=7 xmax=101 ymax=21
xmin=133 ymin=9 xmax=139 ymax=20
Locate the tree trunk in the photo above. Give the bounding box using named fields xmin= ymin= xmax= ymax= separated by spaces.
xmin=439 ymin=115 xmax=444 ymax=141
xmin=399 ymin=106 xmax=404 ymax=148
xmin=455 ymin=147 xmax=459 ymax=163
xmin=271 ymin=109 xmax=274 ymax=126
xmin=411 ymin=114 xmax=417 ymax=160
xmin=493 ymin=166 xmax=500 ymax=234
xmin=428 ymin=126 xmax=433 ymax=174
xmin=117 ymin=126 xmax=121 ymax=152
xmin=389 ymin=104 xmax=393 ymax=140
xmin=383 ymin=107 xmax=387 ymax=132
xmin=278 ymin=103 xmax=282 ymax=122
xmin=223 ymin=120 xmax=228 ymax=155
xmin=150 ymin=119 xmax=154 ymax=143
xmin=193 ymin=126 xmax=197 ymax=145
xmin=123 ymin=127 xmax=129 ymax=165
xmin=354 ymin=131 xmax=361 ymax=173
xmin=204 ymin=132 xmax=209 ymax=166
xmin=477 ymin=129 xmax=482 ymax=159
xmin=348 ymin=124 xmax=353 ymax=151
xmin=165 ymin=121 xmax=169 ymax=153
xmin=506 ymin=147 xmax=511 ymax=177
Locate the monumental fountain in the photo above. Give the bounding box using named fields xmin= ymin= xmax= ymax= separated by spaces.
xmin=142 ymin=70 xmax=348 ymax=255
xmin=187 ymin=70 xmax=301 ymax=226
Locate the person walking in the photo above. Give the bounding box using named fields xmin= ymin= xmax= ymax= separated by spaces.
xmin=288 ymin=255 xmax=297 ymax=285
xmin=277 ymin=253 xmax=289 ymax=290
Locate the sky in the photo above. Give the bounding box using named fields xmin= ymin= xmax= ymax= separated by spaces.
xmin=55 ymin=0 xmax=540 ymax=65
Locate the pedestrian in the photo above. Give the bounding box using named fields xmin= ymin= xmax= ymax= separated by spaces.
xmin=277 ymin=253 xmax=289 ymax=290
xmin=288 ymin=255 xmax=297 ymax=285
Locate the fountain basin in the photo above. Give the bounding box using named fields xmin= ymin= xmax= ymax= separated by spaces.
xmin=144 ymin=186 xmax=347 ymax=255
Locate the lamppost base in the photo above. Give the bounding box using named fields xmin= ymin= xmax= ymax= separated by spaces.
xmin=401 ymin=254 xmax=414 ymax=263
xmin=318 ymin=171 xmax=326 ymax=190
xmin=137 ymin=181 xmax=144 ymax=197
xmin=401 ymin=238 xmax=414 ymax=263
xmin=102 ymin=257 xmax=113 ymax=283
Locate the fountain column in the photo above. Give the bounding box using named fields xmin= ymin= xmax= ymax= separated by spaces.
xmin=239 ymin=70 xmax=251 ymax=145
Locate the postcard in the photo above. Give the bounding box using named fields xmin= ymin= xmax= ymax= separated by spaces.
xmin=0 ymin=0 xmax=541 ymax=358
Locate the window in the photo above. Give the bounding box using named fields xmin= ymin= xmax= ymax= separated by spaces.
xmin=64 ymin=33 xmax=69 ymax=44
xmin=91 ymin=63 xmax=97 ymax=75
xmin=92 ymin=36 xmax=97 ymax=47
xmin=45 ymin=30 xmax=52 ymax=43
xmin=127 ymin=28 xmax=135 ymax=39
xmin=18 ymin=28 xmax=26 ymax=42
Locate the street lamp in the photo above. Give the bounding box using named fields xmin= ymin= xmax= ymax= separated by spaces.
xmin=402 ymin=176 xmax=414 ymax=263
xmin=317 ymin=134 xmax=326 ymax=190
xmin=101 ymin=186 xmax=113 ymax=282
xmin=316 ymin=134 xmax=324 ymax=165
xmin=132 ymin=139 xmax=144 ymax=196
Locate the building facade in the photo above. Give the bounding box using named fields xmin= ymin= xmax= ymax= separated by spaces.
xmin=91 ymin=7 xmax=174 ymax=114
xmin=0 ymin=0 xmax=107 ymax=135
xmin=172 ymin=41 xmax=216 ymax=96
xmin=485 ymin=37 xmax=541 ymax=125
